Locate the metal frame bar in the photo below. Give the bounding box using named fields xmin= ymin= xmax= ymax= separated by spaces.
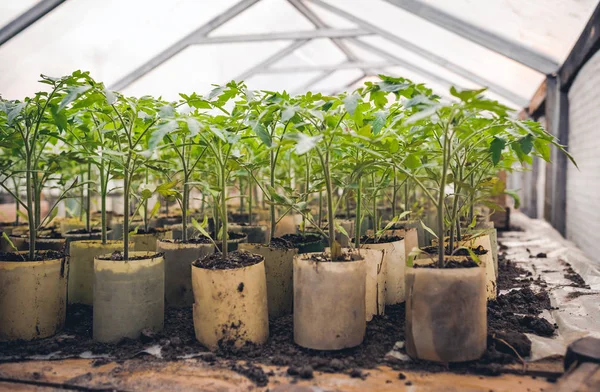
xmin=234 ymin=40 xmax=310 ymax=81
xmin=0 ymin=0 xmax=66 ymax=47
xmin=307 ymin=0 xmax=529 ymax=107
xmin=383 ymin=0 xmax=559 ymax=74
xmin=110 ymin=0 xmax=261 ymax=90
xmin=258 ymin=62 xmax=393 ymax=74
xmin=192 ymin=28 xmax=372 ymax=44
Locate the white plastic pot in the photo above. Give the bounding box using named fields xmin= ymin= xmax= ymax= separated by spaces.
xmin=238 ymin=243 xmax=297 ymax=318
xmin=191 ymin=255 xmax=268 ymax=350
xmin=293 ymin=251 xmax=366 ymax=350
xmin=93 ymin=251 xmax=164 ymax=343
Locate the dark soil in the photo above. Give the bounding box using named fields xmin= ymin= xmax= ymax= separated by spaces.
xmin=97 ymin=251 xmax=164 ymax=261
xmin=267 ymin=237 xmax=294 ymax=249
xmin=563 ymin=263 xmax=590 ymax=288
xmin=13 ymin=230 xmax=63 ymax=239
xmin=497 ymin=253 xmax=533 ymax=291
xmin=133 ymin=228 xmax=165 ymax=235
xmin=0 ymin=250 xmax=64 ymax=262
xmin=414 ymin=259 xmax=479 ymax=269
xmin=281 ymin=233 xmax=324 ymax=246
xmin=309 ymin=252 xmax=355 ymax=262
xmin=160 ymin=237 xmax=213 ymax=245
xmin=566 ymin=291 xmax=596 ymax=300
xmin=359 ymin=235 xmax=404 ymax=244
xmin=193 ymin=250 xmax=262 ymax=270
xmin=421 ymin=245 xmax=489 ymax=256
xmin=228 ymin=212 xmax=258 ymax=224
xmin=64 ymin=228 xmax=103 ymax=235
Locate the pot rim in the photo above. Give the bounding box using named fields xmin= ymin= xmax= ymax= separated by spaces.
xmin=191 ymin=254 xmax=265 ymax=271
xmin=0 ymin=250 xmax=66 ymax=265
xmin=95 ymin=250 xmax=164 ymax=262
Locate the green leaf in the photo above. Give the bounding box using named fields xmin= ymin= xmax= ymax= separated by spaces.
xmin=2 ymin=232 xmax=21 ymax=255
xmin=50 ymin=105 xmax=68 ymax=131
xmin=343 ymin=93 xmax=360 ymax=116
xmin=404 ymin=153 xmax=421 ymax=170
xmin=489 ymin=137 xmax=506 ymax=166
xmin=519 ymin=134 xmax=533 ymax=155
xmin=420 ymin=220 xmax=438 ymax=239
xmin=281 ymin=106 xmax=296 ymax=122
xmin=371 ymin=110 xmax=387 ymax=135
xmin=104 ymin=89 xmax=116 ymax=105
xmin=334 ymin=220 xmax=349 ymax=239
xmin=58 ymin=85 xmax=91 ymax=111
xmin=149 ymin=201 xmax=161 ymax=220
xmin=533 ymin=139 xmax=551 ymax=162
xmin=252 ymin=122 xmax=272 ymax=147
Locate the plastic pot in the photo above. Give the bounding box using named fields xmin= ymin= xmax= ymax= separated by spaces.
xmin=293 ymin=251 xmax=366 ymax=350
xmin=405 ymin=256 xmax=487 ymax=362
xmin=238 ymin=243 xmax=298 ymax=318
xmin=157 ymin=239 xmax=214 ymax=307
xmin=360 ymin=248 xmax=386 ymax=321
xmin=229 ymin=223 xmax=268 ymax=244
xmin=191 ymin=255 xmax=269 ymax=350
xmin=93 ymin=251 xmax=164 ymax=343
xmin=68 ymin=240 xmax=131 ymax=305
xmin=0 ymin=251 xmax=68 ymax=341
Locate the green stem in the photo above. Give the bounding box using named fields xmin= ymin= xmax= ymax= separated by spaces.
xmin=322 ymin=151 xmax=336 ymax=255
xmin=26 ymin=155 xmax=35 ymax=260
xmin=392 ymin=168 xmax=397 ymax=219
xmin=86 ymin=162 xmax=91 ymax=233
xmin=270 ymin=150 xmax=276 ymax=243
xmin=404 ymin=179 xmax=409 ymax=213
xmin=182 ymin=178 xmax=189 ymax=242
xmin=221 ymin=165 xmax=228 ymax=258
xmin=248 ymin=177 xmax=253 ymax=227
xmin=354 ymin=177 xmax=362 ymax=248
xmin=123 ymin=166 xmax=130 ymax=261
xmin=239 ymin=177 xmax=245 ymax=215
xmin=318 ymin=190 xmax=323 ymax=230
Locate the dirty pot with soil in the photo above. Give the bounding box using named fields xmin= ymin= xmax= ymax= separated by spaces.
xmin=0 ymin=250 xmax=68 ymax=341
xmin=361 ymin=235 xmax=406 ymax=305
xmin=93 ymin=251 xmax=164 ymax=343
xmin=238 ymin=241 xmax=298 ymax=318
xmin=157 ymin=239 xmax=214 ymax=307
xmin=405 ymin=256 xmax=487 ymax=362
xmin=293 ymin=251 xmax=366 ymax=350
xmin=130 ymin=228 xmax=172 ymax=252
xmin=191 ymin=251 xmax=269 ymax=350
xmin=229 ymin=223 xmax=269 ymax=244
xmin=282 ymin=232 xmax=325 ymax=254
xmin=359 ymin=247 xmax=386 ymax=321
xmin=68 ymin=239 xmax=131 ymax=305
xmin=3 ymin=233 xmax=66 ymax=253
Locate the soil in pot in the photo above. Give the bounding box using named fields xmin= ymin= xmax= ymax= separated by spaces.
xmin=281 ymin=233 xmax=325 ymax=254
xmin=157 ymin=238 xmax=215 ymax=308
xmin=239 ymin=238 xmax=298 ymax=318
xmin=68 ymin=240 xmax=130 ymax=306
xmin=192 ymin=250 xmax=268 ymax=350
xmin=0 ymin=250 xmax=68 ymax=341
xmin=294 ymin=250 xmax=366 ymax=350
xmin=228 ymin=212 xmax=259 ymax=224
xmin=405 ymin=256 xmax=487 ymax=362
xmin=360 ymin=235 xmax=406 ymax=306
xmin=210 ymin=231 xmax=248 ymax=253
xmin=3 ymin=231 xmax=66 ymax=252
xmin=93 ymin=251 xmax=164 ymax=343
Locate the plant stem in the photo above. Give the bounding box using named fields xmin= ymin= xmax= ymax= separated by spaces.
xmin=318 ymin=190 xmax=323 ymax=230
xmin=404 ymin=179 xmax=409 ymax=213
xmin=354 ymin=177 xmax=362 ymax=248
xmin=99 ymin=159 xmax=107 ymax=244
xmin=123 ymin=166 xmax=130 ymax=261
xmin=323 ymin=151 xmax=336 ymax=256
xmin=437 ymin=131 xmax=449 ymax=268
xmin=248 ymin=176 xmax=253 ymax=226
xmin=79 ymin=166 xmax=84 ymax=222
xmin=221 ymin=164 xmax=228 ymax=258
xmin=26 ymin=155 xmax=35 ymax=260
xmin=372 ymin=174 xmax=377 ymax=231
xmin=182 ymin=177 xmax=189 ymax=242
xmin=469 ymin=173 xmax=475 ymax=223
xmin=239 ymin=177 xmax=245 ymax=215
xmin=86 ymin=162 xmax=91 ymax=233
xmin=392 ymin=167 xmax=397 ymax=219
xmin=270 ymin=150 xmax=276 ymax=242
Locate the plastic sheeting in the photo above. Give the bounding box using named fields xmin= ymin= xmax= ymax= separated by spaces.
xmin=1 ymin=0 xmax=598 ymax=106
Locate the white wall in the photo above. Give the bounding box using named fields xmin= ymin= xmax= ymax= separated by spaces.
xmin=566 ymin=49 xmax=600 ymax=259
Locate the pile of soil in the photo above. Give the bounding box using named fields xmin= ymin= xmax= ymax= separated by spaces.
xmin=267 ymin=237 xmax=294 ymax=249
xmin=414 ymin=259 xmax=479 ymax=269
xmin=497 ymin=253 xmax=533 ymax=291
xmin=562 ymin=262 xmax=590 ymax=288
xmin=360 ymin=235 xmax=404 ymax=244
xmin=193 ymin=250 xmax=262 ymax=270
xmin=0 ymin=250 xmax=64 ymax=262
xmin=97 ymin=251 xmax=164 ymax=261
xmin=309 ymin=252 xmax=355 ymax=263
xmin=488 ymin=288 xmax=556 ymax=337
xmin=281 ymin=233 xmax=323 ymax=246
xmin=65 ymin=228 xmax=103 ymax=235
xmin=161 ymin=237 xmax=213 ymax=245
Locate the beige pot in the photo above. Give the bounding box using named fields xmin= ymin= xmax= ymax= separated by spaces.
xmin=293 ymin=251 xmax=366 ymax=350
xmin=157 ymin=239 xmax=214 ymax=308
xmin=0 ymin=251 xmax=68 ymax=341
xmin=459 ymin=234 xmax=497 ymax=300
xmin=68 ymin=240 xmax=131 ymax=305
xmin=192 ymin=255 xmax=269 ymax=350
xmin=405 ymin=256 xmax=487 ymax=362
xmin=93 ymin=251 xmax=164 ymax=343
xmin=59 ymin=218 xmax=86 ymax=235
xmin=130 ymin=229 xmax=172 ymax=252
xmin=362 ymin=236 xmax=406 ymax=305
xmin=238 ymin=243 xmax=297 ymax=318
xmin=360 ymin=248 xmax=386 ymax=321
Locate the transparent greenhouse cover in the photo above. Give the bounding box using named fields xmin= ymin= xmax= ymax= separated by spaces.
xmin=0 ymin=0 xmax=597 ymax=109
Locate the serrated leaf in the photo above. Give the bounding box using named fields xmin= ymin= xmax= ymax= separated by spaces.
xmin=343 ymin=93 xmax=360 ymax=116
xmin=489 ymin=137 xmax=506 ymax=166
xmin=252 ymin=122 xmax=271 ymax=147
xmin=519 ymin=134 xmax=533 ymax=155
xmin=371 ymin=110 xmax=387 ymax=135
